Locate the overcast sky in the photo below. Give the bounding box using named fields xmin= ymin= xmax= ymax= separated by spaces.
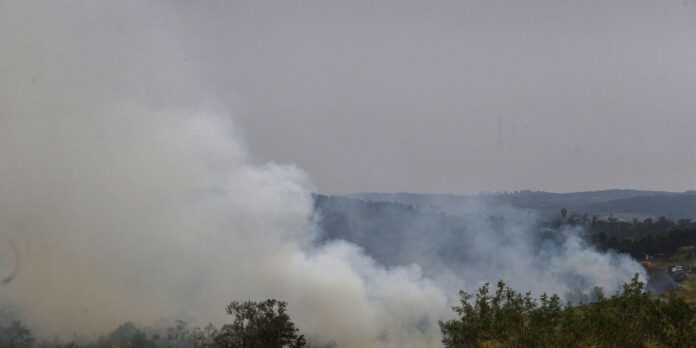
xmin=4 ymin=1 xmax=696 ymax=194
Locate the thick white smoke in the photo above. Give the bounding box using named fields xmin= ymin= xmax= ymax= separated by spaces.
xmin=0 ymin=108 xmax=449 ymax=346
xmin=313 ymin=197 xmax=645 ymax=304
xmin=0 ymin=2 xmax=644 ymax=347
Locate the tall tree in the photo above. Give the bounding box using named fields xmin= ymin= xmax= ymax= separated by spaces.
xmin=214 ymin=299 xmax=306 ymax=348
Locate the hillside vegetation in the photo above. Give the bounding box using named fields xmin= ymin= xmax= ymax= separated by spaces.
xmin=440 ymin=275 xmax=696 ymax=348
xmin=5 ymin=276 xmax=696 ymax=348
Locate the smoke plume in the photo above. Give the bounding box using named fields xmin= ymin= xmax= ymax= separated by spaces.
xmin=0 ymin=2 xmax=644 ymax=347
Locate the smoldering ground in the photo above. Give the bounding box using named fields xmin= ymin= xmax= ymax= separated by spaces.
xmin=0 ymin=1 xmax=645 ymax=347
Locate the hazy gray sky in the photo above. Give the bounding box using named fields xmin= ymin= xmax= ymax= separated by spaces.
xmin=5 ymin=1 xmax=696 ymax=194
xmin=0 ymin=2 xmax=658 ymax=342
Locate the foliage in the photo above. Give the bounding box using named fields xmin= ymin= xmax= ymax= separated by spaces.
xmin=213 ymin=299 xmax=306 ymax=348
xmin=593 ymin=229 xmax=696 ymax=259
xmin=5 ymin=299 xmax=306 ymax=348
xmin=0 ymin=320 xmax=35 ymax=348
xmin=440 ymin=274 xmax=696 ymax=347
xmin=162 ymin=320 xmax=217 ymax=348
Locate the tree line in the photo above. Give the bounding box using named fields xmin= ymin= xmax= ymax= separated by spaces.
xmin=0 ymin=299 xmax=306 ymax=348
xmin=439 ymin=274 xmax=696 ymax=348
xmin=5 ymin=275 xmax=696 ymax=347
xmin=590 ymin=228 xmax=696 ymax=259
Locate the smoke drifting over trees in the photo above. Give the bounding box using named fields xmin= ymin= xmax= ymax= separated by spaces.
xmin=0 ymin=1 xmax=646 ymax=347
xmin=314 ymin=195 xmax=643 ymax=303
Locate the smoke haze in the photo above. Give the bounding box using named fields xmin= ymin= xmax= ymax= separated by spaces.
xmin=1 ymin=2 xmax=646 ymax=347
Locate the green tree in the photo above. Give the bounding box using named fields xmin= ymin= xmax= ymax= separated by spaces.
xmin=440 ymin=274 xmax=696 ymax=348
xmin=214 ymin=299 xmax=306 ymax=348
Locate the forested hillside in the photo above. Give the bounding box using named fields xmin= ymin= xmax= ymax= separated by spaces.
xmin=349 ymin=190 xmax=696 ymax=220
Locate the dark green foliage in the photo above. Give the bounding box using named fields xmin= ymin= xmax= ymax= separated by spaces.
xmin=594 ymin=228 xmax=696 ymax=259
xmin=96 ymin=322 xmax=157 ymax=348
xmin=162 ymin=320 xmax=217 ymax=348
xmin=440 ymin=274 xmax=696 ymax=347
xmin=6 ymin=299 xmax=306 ymax=348
xmin=0 ymin=320 xmax=35 ymax=348
xmin=213 ymin=299 xmax=306 ymax=348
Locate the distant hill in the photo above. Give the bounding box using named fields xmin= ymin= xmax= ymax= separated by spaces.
xmin=312 ymin=193 xmax=553 ymax=279
xmin=346 ymin=190 xmax=696 ymax=220
xmin=582 ymin=194 xmax=696 ymax=220
xmin=313 ymin=194 xmax=472 ymax=270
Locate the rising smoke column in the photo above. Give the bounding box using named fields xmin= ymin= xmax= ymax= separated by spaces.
xmin=0 ymin=106 xmax=450 ymax=346
xmin=0 ymin=4 xmax=448 ymax=345
xmin=0 ymin=2 xmax=645 ymax=347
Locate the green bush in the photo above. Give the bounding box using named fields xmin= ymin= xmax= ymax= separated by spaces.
xmin=440 ymin=274 xmax=696 ymax=347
